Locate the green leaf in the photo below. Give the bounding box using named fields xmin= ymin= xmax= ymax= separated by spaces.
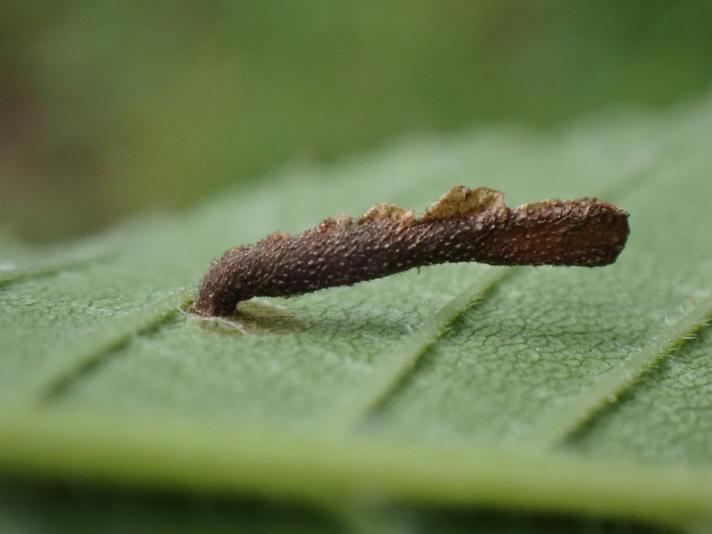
xmin=2 ymin=95 xmax=712 ymax=532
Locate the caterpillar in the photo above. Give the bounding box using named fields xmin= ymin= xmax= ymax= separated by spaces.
xmin=194 ymin=186 xmax=629 ymax=317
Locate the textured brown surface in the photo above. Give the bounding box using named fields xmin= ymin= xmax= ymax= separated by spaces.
xmin=194 ymin=187 xmax=629 ymax=317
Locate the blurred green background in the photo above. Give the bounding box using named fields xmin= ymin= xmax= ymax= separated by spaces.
xmin=2 ymin=0 xmax=712 ymax=242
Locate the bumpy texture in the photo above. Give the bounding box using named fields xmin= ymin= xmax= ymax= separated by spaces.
xmin=193 ymin=186 xmax=629 ymax=317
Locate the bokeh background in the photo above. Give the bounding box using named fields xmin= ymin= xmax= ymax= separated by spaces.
xmin=2 ymin=0 xmax=712 ymax=242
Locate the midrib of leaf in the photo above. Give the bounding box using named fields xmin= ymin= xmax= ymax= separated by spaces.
xmin=523 ymin=295 xmax=712 ymax=450
xmin=0 ymin=408 xmax=709 ymax=529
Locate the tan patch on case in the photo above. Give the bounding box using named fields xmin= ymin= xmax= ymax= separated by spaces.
xmin=264 ymin=231 xmax=290 ymax=242
xmin=421 ymin=186 xmax=507 ymax=221
xmin=359 ymin=203 xmax=415 ymax=225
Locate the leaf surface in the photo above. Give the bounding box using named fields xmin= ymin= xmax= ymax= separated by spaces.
xmin=2 ymin=97 xmax=712 ymax=532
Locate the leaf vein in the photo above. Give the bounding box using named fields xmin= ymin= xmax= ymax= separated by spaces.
xmin=2 ymin=289 xmax=191 ymax=410
xmin=522 ymin=294 xmax=712 ymax=450
xmin=322 ymin=268 xmax=515 ymax=434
